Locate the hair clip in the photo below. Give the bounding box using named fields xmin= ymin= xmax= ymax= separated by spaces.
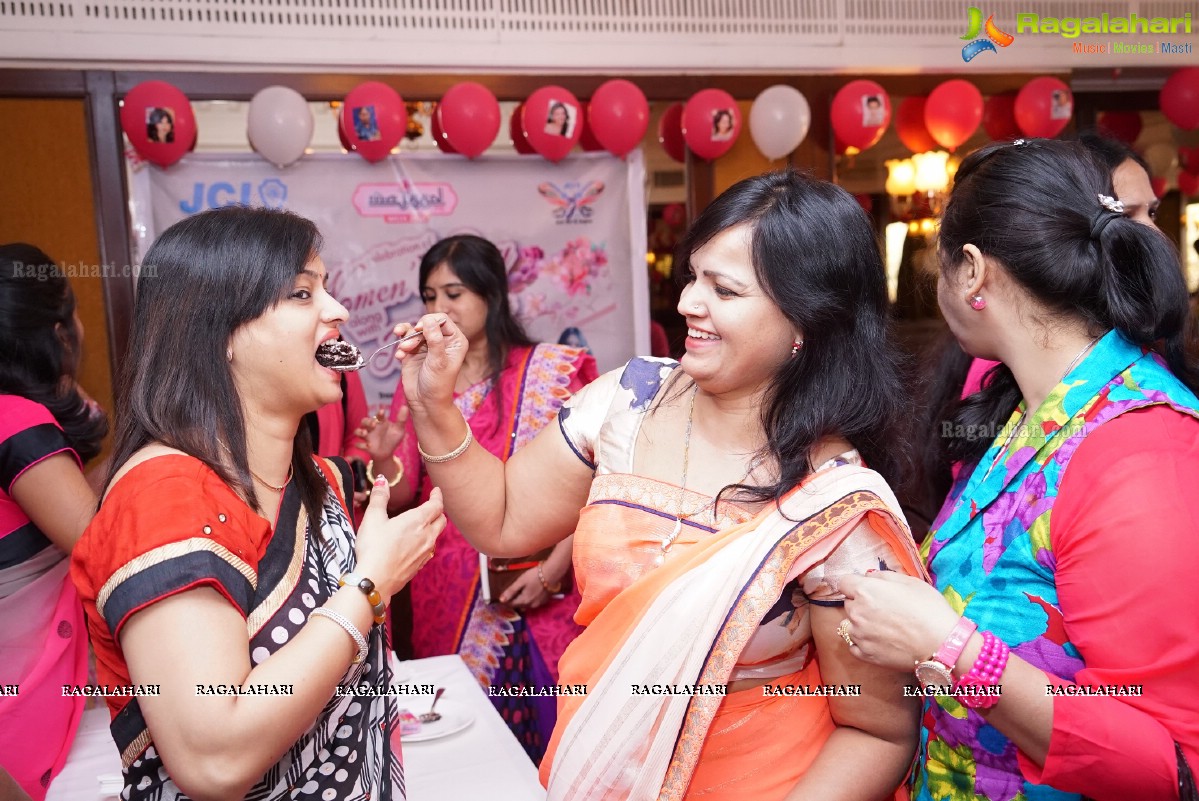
xmin=1097 ymin=194 xmax=1124 ymax=214
xmin=1012 ymin=138 xmax=1028 ymax=147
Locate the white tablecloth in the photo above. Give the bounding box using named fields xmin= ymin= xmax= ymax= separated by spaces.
xmin=46 ymin=655 xmax=545 ymax=800
xmin=396 ymin=654 xmax=545 ymax=800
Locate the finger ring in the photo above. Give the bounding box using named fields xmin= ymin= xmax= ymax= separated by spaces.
xmin=837 ymin=619 xmax=856 ymax=648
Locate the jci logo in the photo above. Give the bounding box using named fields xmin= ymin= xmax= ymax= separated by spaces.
xmin=180 ymin=179 xmax=288 ymax=213
xmin=961 ymin=7 xmax=1015 ymax=62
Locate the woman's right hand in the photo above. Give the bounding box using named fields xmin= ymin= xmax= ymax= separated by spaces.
xmin=354 ymin=475 xmax=446 ymax=599
xmin=393 ymin=314 xmax=468 ymax=415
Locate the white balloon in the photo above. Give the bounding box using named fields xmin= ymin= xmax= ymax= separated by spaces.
xmin=247 ymin=86 xmax=314 ymax=168
xmin=748 ymin=85 xmax=811 ymax=161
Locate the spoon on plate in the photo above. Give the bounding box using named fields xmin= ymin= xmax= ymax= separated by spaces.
xmin=419 ymin=687 xmax=445 ymax=723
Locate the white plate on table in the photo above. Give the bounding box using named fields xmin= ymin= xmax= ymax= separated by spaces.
xmin=400 ymin=703 xmax=474 ymax=743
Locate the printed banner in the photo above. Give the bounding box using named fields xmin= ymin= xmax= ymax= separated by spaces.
xmin=129 ymin=151 xmax=649 ymax=409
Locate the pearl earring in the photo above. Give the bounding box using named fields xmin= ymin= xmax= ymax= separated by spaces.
xmin=791 ymin=339 xmax=803 ymax=357
xmin=969 ymin=295 xmax=986 ymax=311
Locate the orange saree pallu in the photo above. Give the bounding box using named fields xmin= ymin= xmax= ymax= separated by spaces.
xmin=541 ymin=465 xmax=925 ymax=801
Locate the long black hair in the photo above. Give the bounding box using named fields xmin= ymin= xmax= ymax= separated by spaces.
xmin=674 ymin=169 xmax=909 ymax=503
xmin=104 ymin=206 xmax=328 ymax=523
xmin=0 ymin=244 xmax=108 ymax=463
xmin=418 ymin=235 xmax=535 ymax=432
xmin=938 ymin=138 xmax=1197 ymax=466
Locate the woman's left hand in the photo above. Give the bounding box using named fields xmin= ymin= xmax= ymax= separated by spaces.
xmin=837 ymin=571 xmax=961 ymax=673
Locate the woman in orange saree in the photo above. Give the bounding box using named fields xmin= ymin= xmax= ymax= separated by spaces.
xmin=394 ymin=171 xmax=927 ymax=800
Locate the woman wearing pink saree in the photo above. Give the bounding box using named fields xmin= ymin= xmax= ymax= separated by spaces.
xmin=390 ymin=172 xmax=928 ymax=799
xmin=0 ymin=245 xmax=107 ymax=799
xmin=364 ymin=235 xmax=596 ymax=761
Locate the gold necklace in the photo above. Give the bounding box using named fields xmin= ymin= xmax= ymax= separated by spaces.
xmin=219 ymin=441 xmax=290 ymax=492
xmin=661 ymin=386 xmax=759 ymax=553
xmin=981 ymin=334 xmax=1100 ymax=481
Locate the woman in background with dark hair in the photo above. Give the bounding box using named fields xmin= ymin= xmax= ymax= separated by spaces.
xmin=392 ymin=173 xmax=927 ymax=799
xmin=0 ymin=244 xmax=107 ymax=800
xmin=70 ymin=207 xmax=445 ymax=801
xmin=364 ymin=233 xmax=596 ymax=761
xmin=841 ymin=139 xmax=1199 ymax=801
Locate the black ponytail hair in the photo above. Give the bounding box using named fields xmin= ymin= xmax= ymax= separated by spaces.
xmin=0 ymin=244 xmax=108 ymax=463
xmin=938 ymin=139 xmax=1197 ymax=465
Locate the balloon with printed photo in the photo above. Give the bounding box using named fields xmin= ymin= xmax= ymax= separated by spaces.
xmin=1014 ymin=77 xmax=1072 ymax=139
xmin=830 ymin=80 xmax=890 ymax=152
xmin=522 ymin=86 xmax=583 ymax=162
xmin=120 ymin=81 xmax=197 ymax=168
xmin=682 ymin=89 xmax=740 ymax=160
xmin=340 ymin=81 xmax=407 ymax=163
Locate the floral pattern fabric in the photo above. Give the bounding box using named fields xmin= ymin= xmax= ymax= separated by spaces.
xmin=914 ymin=332 xmax=1199 ymax=801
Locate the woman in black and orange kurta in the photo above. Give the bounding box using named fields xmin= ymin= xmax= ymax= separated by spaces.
xmin=71 ymin=207 xmax=445 ymax=801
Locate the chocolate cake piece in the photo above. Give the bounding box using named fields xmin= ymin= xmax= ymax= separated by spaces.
xmin=315 ymin=340 xmax=363 ymax=371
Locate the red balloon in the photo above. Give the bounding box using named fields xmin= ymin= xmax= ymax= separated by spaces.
xmin=982 ymin=93 xmax=1021 ymax=141
xmin=896 ymin=97 xmax=937 ymax=154
xmin=577 ymin=102 xmax=605 ymax=152
xmin=438 ymin=82 xmax=500 ymax=159
xmin=587 ymin=79 xmax=650 ymax=159
xmin=658 ymin=102 xmax=686 ymax=163
xmin=340 ymin=82 xmax=406 ymax=163
xmin=1096 ymin=111 xmax=1143 ymax=145
xmin=1160 ymin=68 xmax=1199 ymax=131
xmin=1151 ymin=176 xmax=1168 ymax=199
xmin=1014 ymin=77 xmax=1073 ymax=139
xmin=522 ymin=86 xmax=583 ymax=162
xmin=681 ymin=89 xmax=740 ymax=160
xmin=1180 ymin=145 xmax=1199 ymax=174
xmin=509 ymin=104 xmax=535 ymax=154
xmin=120 ymin=81 xmax=197 ymax=168
xmin=1179 ymin=171 xmax=1199 ymax=197
xmin=830 ymin=80 xmax=890 ymax=152
xmin=925 ymin=79 xmax=983 ymax=152
xmin=430 ymin=105 xmax=457 ymax=154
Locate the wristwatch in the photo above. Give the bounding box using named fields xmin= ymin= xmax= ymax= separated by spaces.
xmin=340 ymin=572 xmax=386 ymax=626
xmin=914 ymin=616 xmax=978 ymax=688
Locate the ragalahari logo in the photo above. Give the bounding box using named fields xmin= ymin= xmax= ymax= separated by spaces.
xmin=961 ymin=7 xmax=1015 ymax=61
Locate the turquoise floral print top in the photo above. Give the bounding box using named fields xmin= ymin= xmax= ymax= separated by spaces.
xmin=913 ymin=331 xmax=1199 ymax=801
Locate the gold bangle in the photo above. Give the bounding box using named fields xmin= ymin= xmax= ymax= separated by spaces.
xmin=417 ymin=426 xmax=473 ymax=464
xmin=366 ymin=456 xmax=403 ymax=488
xmin=537 ymin=562 xmax=563 ymax=595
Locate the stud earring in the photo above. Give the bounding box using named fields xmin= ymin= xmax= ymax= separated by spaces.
xmin=791 ymin=339 xmax=803 ymax=357
xmin=969 ymin=295 xmax=986 ymax=311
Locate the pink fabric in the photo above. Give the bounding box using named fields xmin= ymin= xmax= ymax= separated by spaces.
xmin=961 ymin=358 xmax=1000 ymax=399
xmin=0 ymin=395 xmax=87 ymax=800
xmin=314 ymin=370 xmax=370 ymax=462
xmin=389 ymin=344 xmax=597 ymax=680
xmin=1015 ymin=407 xmax=1199 ymax=799
xmin=0 ymin=560 xmax=88 ymax=800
